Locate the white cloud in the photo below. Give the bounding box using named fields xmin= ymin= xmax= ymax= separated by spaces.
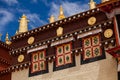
xmin=16 ymin=8 xmax=30 ymax=14
xmin=0 ymin=9 xmax=14 ymax=33
xmin=62 ymin=1 xmax=89 ymax=16
xmin=32 ymin=0 xmax=49 ymax=6
xmin=49 ymin=1 xmax=89 ymax=20
xmin=41 ymin=0 xmax=49 ymax=6
xmin=26 ymin=13 xmax=47 ymax=29
xmin=1 ymin=0 xmax=18 ymax=5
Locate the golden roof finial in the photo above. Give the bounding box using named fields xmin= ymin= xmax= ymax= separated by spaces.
xmin=5 ymin=33 xmax=11 ymax=45
xmin=5 ymin=32 xmax=9 ymax=41
xmin=89 ymin=0 xmax=96 ymax=9
xmin=101 ymin=0 xmax=109 ymax=3
xmin=58 ymin=5 xmax=65 ymax=20
xmin=18 ymin=14 xmax=29 ymax=34
xmin=49 ymin=15 xmax=55 ymax=23
xmin=22 ymin=14 xmax=27 ymax=18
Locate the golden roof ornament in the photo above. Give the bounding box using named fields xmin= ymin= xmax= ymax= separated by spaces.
xmin=28 ymin=36 xmax=35 ymax=45
xmin=56 ymin=27 xmax=63 ymax=36
xmin=104 ymin=29 xmax=113 ymax=38
xmin=22 ymin=14 xmax=27 ymax=18
xmin=89 ymin=0 xmax=96 ymax=9
xmin=18 ymin=14 xmax=29 ymax=34
xmin=101 ymin=0 xmax=109 ymax=3
xmin=5 ymin=33 xmax=12 ymax=45
xmin=88 ymin=17 xmax=96 ymax=25
xmin=18 ymin=54 xmax=24 ymax=63
xmin=58 ymin=5 xmax=65 ymax=20
xmin=49 ymin=15 xmax=55 ymax=23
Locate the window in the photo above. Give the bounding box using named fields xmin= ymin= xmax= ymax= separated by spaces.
xmin=83 ymin=35 xmax=101 ymax=60
xmin=29 ymin=49 xmax=48 ymax=76
xmin=53 ymin=42 xmax=75 ymax=71
xmin=56 ymin=43 xmax=72 ymax=67
xmin=31 ymin=50 xmax=46 ymax=73
xmin=81 ymin=34 xmax=105 ymax=64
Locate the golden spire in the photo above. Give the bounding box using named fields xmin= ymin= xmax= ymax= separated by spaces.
xmin=18 ymin=14 xmax=29 ymax=34
xmin=5 ymin=33 xmax=11 ymax=45
xmin=49 ymin=15 xmax=55 ymax=23
xmin=58 ymin=5 xmax=65 ymax=20
xmin=101 ymin=0 xmax=109 ymax=3
xmin=89 ymin=0 xmax=96 ymax=9
xmin=22 ymin=14 xmax=27 ymax=18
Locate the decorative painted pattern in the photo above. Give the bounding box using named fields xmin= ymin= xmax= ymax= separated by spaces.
xmin=83 ymin=34 xmax=101 ymax=60
xmin=31 ymin=50 xmax=46 ymax=73
xmin=56 ymin=43 xmax=72 ymax=67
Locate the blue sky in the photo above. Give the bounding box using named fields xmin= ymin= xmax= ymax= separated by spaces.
xmin=0 ymin=0 xmax=100 ymax=41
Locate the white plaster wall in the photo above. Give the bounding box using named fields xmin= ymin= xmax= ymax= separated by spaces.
xmin=12 ymin=68 xmax=29 ymax=80
xmin=12 ymin=53 xmax=118 ymax=80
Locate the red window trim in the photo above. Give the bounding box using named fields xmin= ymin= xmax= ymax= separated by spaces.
xmin=56 ymin=42 xmax=72 ymax=67
xmin=82 ymin=34 xmax=102 ymax=60
xmin=31 ymin=50 xmax=46 ymax=73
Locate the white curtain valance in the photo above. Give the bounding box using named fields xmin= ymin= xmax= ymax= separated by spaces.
xmin=27 ymin=45 xmax=48 ymax=53
xmin=51 ymin=37 xmax=74 ymax=47
xmin=77 ymin=28 xmax=102 ymax=39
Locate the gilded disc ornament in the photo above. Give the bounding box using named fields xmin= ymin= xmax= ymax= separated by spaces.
xmin=28 ymin=36 xmax=35 ymax=44
xmin=88 ymin=17 xmax=96 ymax=25
xmin=104 ymin=29 xmax=113 ymax=38
xmin=18 ymin=54 xmax=24 ymax=62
